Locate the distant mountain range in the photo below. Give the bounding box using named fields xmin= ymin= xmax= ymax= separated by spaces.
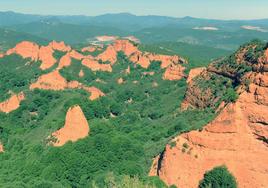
xmin=0 ymin=11 xmax=268 ymax=50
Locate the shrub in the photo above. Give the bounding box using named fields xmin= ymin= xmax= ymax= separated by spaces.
xmin=223 ymin=88 xmax=238 ymax=103
xmin=199 ymin=166 xmax=237 ymax=188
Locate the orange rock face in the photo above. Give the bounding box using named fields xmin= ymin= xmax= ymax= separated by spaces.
xmin=38 ymin=45 xmax=57 ymax=70
xmin=69 ymin=50 xmax=85 ymax=60
xmin=82 ymin=58 xmax=112 ymax=72
xmin=163 ymin=64 xmax=186 ymax=81
xmin=58 ymin=53 xmax=72 ymax=69
xmin=151 ymin=81 xmax=268 ymax=188
xmin=0 ymin=92 xmax=25 ymax=113
xmin=49 ymin=41 xmax=71 ymax=52
xmin=82 ymin=46 xmax=96 ymax=53
xmin=6 ymin=41 xmax=39 ymax=61
xmin=187 ymin=67 xmax=206 ymax=83
xmin=51 ymin=105 xmax=89 ymax=147
xmin=0 ymin=143 xmax=3 ymax=153
xmin=79 ymin=69 xmax=84 ymax=77
xmin=113 ymin=40 xmax=139 ymax=56
xmin=82 ymin=86 xmax=105 ymax=100
xmin=97 ymin=45 xmax=118 ymax=64
xmin=129 ymin=52 xmax=151 ymax=68
xmin=30 ymin=70 xmax=68 ymax=90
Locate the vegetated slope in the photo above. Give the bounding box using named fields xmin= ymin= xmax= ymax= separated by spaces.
xmin=0 ymin=28 xmax=47 ymax=51
xmin=139 ymin=42 xmax=231 ymax=68
xmin=7 ymin=21 xmax=129 ymax=44
xmin=0 ymin=38 xmax=216 ymax=187
xmin=134 ymin=26 xmax=268 ymax=50
xmin=151 ymin=40 xmax=268 ymax=188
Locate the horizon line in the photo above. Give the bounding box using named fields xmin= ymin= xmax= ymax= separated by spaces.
xmin=1 ymin=10 xmax=268 ymax=21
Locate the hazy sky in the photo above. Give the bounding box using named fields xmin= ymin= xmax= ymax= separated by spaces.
xmin=0 ymin=0 xmax=267 ymax=20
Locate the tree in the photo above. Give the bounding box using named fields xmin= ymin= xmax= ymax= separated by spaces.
xmin=223 ymin=88 xmax=238 ymax=103
xmin=199 ymin=166 xmax=237 ymax=188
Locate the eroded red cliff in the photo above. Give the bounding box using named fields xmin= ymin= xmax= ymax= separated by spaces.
xmin=51 ymin=105 xmax=89 ymax=147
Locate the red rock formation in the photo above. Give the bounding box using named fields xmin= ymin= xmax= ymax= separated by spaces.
xmin=151 ymin=79 xmax=268 ymax=188
xmin=69 ymin=50 xmax=85 ymax=60
xmin=97 ymin=45 xmax=118 ymax=64
xmin=6 ymin=41 xmax=39 ymax=61
xmin=0 ymin=143 xmax=3 ymax=153
xmin=82 ymin=58 xmax=112 ymax=72
xmin=58 ymin=53 xmax=72 ymax=69
xmin=51 ymin=105 xmax=89 ymax=147
xmin=30 ymin=70 xmax=68 ymax=90
xmin=187 ymin=67 xmax=206 ymax=83
xmin=82 ymin=86 xmax=105 ymax=100
xmin=149 ymin=54 xmax=180 ymax=69
xmin=82 ymin=46 xmax=96 ymax=53
xmin=79 ymin=70 xmax=84 ymax=77
xmin=0 ymin=92 xmax=25 ymax=113
xmin=163 ymin=64 xmax=186 ymax=81
xmin=113 ymin=40 xmax=139 ymax=56
xmin=49 ymin=41 xmax=71 ymax=52
xmin=129 ymin=52 xmax=151 ymax=68
xmin=38 ymin=45 xmax=57 ymax=70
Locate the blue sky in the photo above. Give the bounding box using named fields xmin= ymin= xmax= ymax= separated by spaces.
xmin=0 ymin=0 xmax=267 ymax=20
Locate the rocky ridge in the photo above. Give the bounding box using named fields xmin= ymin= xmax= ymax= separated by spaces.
xmin=150 ymin=40 xmax=268 ymax=188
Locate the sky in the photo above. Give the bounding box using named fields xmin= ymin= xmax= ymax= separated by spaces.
xmin=0 ymin=0 xmax=267 ymax=20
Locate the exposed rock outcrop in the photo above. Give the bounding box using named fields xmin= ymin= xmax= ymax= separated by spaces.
xmin=187 ymin=67 xmax=206 ymax=83
xmin=152 ymin=40 xmax=268 ymax=188
xmin=82 ymin=58 xmax=112 ymax=72
xmin=30 ymin=72 xmax=105 ymax=100
xmin=0 ymin=92 xmax=25 ymax=113
xmin=6 ymin=41 xmax=39 ymax=61
xmin=79 ymin=69 xmax=84 ymax=77
xmin=2 ymin=39 xmax=186 ymax=81
xmin=51 ymin=105 xmax=89 ymax=147
xmin=82 ymin=46 xmax=96 ymax=53
xmin=30 ymin=70 xmax=68 ymax=90
xmin=163 ymin=63 xmax=186 ymax=81
xmin=151 ymin=83 xmax=268 ymax=188
xmin=0 ymin=143 xmax=4 ymax=153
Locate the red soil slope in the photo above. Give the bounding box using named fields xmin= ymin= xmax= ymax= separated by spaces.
xmin=51 ymin=105 xmax=89 ymax=147
xmin=0 ymin=92 xmax=25 ymax=113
